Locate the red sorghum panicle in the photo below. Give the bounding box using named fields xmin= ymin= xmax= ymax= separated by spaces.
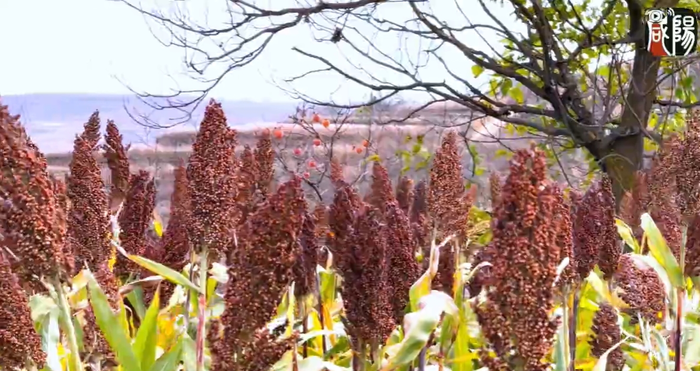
xmin=477 ymin=148 xmax=561 ymax=371
xmin=234 ymin=330 xmax=298 ymax=371
xmin=330 ymin=159 xmax=346 ymax=187
xmin=210 ymin=177 xmax=306 ymax=370
xmin=254 ymin=130 xmax=275 ymax=195
xmin=385 ymin=202 xmax=421 ymax=323
xmin=468 ymin=244 xmax=493 ymax=297
xmin=648 ymin=138 xmax=683 ymax=257
xmin=0 ymin=253 xmax=46 ymax=369
xmin=66 ymin=116 xmax=112 ymax=276
xmin=395 ymin=176 xmax=414 ymax=214
xmin=410 ymin=180 xmax=431 ymax=260
xmin=614 ymin=254 xmax=665 ymax=324
xmin=367 ymin=161 xmax=395 ymax=211
xmin=685 ymin=215 xmax=700 ymax=276
xmin=489 ymin=171 xmax=503 ymax=211
xmin=237 ymin=145 xmax=259 ymax=225
xmin=0 ymin=103 xmax=67 ymax=289
xmin=293 ymin=211 xmax=319 ymax=298
xmin=619 ymin=171 xmax=649 ymax=240
xmin=157 ymin=164 xmax=191 ymax=301
xmin=590 ymin=303 xmax=624 ymax=371
xmin=596 ymin=176 xmax=621 ymax=281
xmin=51 ymin=177 xmax=74 ymax=276
xmin=673 ymin=109 xmax=700 ymax=219
xmin=340 ymin=205 xmax=394 ymax=345
xmin=328 ymin=184 xmax=363 ymax=274
xmin=556 ymin=189 xmax=577 ymax=289
xmin=187 ymin=100 xmax=238 ymax=262
xmin=573 ymin=180 xmax=609 ymax=281
xmin=103 ymin=121 xmax=131 ymax=214
xmin=428 ymin=131 xmax=465 ymax=237
xmin=115 ymin=170 xmax=155 ymax=277
xmin=228 ymin=177 xmax=305 ymax=329
xmin=82 ymin=111 xmax=101 ymax=147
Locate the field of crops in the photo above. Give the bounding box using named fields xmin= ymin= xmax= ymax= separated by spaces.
xmin=0 ymin=98 xmax=698 ymax=371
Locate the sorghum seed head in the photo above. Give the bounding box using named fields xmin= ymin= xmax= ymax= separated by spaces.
xmin=0 ymin=102 xmax=68 ymax=289
xmin=0 ymin=253 xmax=46 ymax=369
xmin=67 ymin=116 xmax=111 ymax=276
xmin=590 ymin=303 xmax=624 ymax=371
xmin=340 ymin=205 xmax=394 ymax=344
xmin=103 ymin=121 xmax=131 ymax=214
xmin=115 ymin=170 xmax=156 ymax=277
xmin=480 ymin=147 xmax=561 ymax=371
xmin=428 ymin=131 xmax=466 ymax=237
xmin=223 ymin=176 xmax=306 ymax=338
xmin=596 ymin=176 xmax=621 ymax=281
xmin=293 ymin=211 xmax=319 ymax=298
xmin=614 ymin=254 xmax=665 ymax=324
xmin=395 ymin=176 xmax=414 ymax=215
xmin=254 ymin=130 xmax=275 ymax=195
xmin=366 ymin=161 xmax=395 ymax=211
xmin=187 ymin=100 xmax=238 ymax=262
xmin=385 ymin=201 xmax=421 ymax=323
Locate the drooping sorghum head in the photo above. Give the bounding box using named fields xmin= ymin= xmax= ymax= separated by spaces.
xmin=328 ymin=185 xmax=362 ymax=273
xmin=339 ymin=205 xmax=394 ymax=345
xmin=221 ymin=176 xmax=306 ymax=339
xmin=0 ymin=102 xmax=68 ymax=289
xmin=428 ymin=131 xmax=466 ymax=237
xmin=614 ymin=254 xmax=665 ymax=324
xmin=115 ymin=170 xmax=156 ymax=278
xmin=596 ymin=176 xmax=621 ymax=281
xmin=51 ymin=177 xmax=74 ymax=277
xmin=384 ymin=201 xmax=421 ymax=323
xmin=589 ymin=303 xmax=624 ymax=371
xmin=478 ymin=147 xmax=562 ymax=371
xmin=554 ymin=187 xmax=577 ymax=290
xmin=293 ymin=211 xmax=319 ymax=298
xmin=366 ymin=161 xmax=396 ymax=212
xmin=67 ymin=115 xmax=111 ymax=276
xmin=619 ymin=171 xmax=649 ymax=240
xmin=103 ymin=121 xmax=131 ymax=214
xmin=187 ymin=100 xmax=238 ymax=262
xmin=156 ymin=164 xmax=191 ymax=301
xmin=253 ymin=130 xmax=275 ymax=195
xmin=209 ymin=177 xmax=305 ymax=371
xmin=673 ymin=109 xmax=700 ymax=219
xmin=395 ymin=176 xmax=414 ymax=215
xmin=647 ymin=137 xmax=683 ymax=257
xmin=685 ymin=215 xmax=700 ymax=276
xmin=0 ymin=253 xmax=46 ymax=369
xmin=489 ymin=171 xmax=504 ymax=211
xmin=237 ymin=145 xmax=259 ymax=225
xmin=573 ymin=178 xmax=618 ymax=281
xmin=330 ymin=158 xmax=346 ymax=188
xmin=410 ymin=180 xmax=431 ymax=260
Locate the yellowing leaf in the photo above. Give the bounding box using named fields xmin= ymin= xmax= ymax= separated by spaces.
xmin=86 ymin=272 xmax=142 ymax=371
xmin=471 ymin=65 xmax=485 ymax=78
xmin=615 ymin=218 xmax=640 ymax=254
xmin=134 ymin=288 xmax=161 ymax=371
xmin=640 ymin=213 xmax=684 ymax=288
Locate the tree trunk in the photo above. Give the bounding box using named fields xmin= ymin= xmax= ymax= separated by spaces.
xmin=603 ymin=0 xmax=663 ymax=206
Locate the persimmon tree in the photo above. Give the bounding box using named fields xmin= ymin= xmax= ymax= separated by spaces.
xmin=122 ymin=0 xmax=700 ymax=201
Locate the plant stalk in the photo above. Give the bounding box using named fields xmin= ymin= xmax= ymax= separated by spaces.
xmin=52 ymin=276 xmax=83 ymax=371
xmin=195 ymin=248 xmax=209 ymax=371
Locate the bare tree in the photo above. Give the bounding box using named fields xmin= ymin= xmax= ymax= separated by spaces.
xmin=120 ymin=0 xmax=698 ymax=201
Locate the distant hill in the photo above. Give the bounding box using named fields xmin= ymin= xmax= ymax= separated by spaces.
xmin=1 ymin=93 xmax=298 ymax=153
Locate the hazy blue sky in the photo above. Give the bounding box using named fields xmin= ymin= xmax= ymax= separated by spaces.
xmin=0 ymin=0 xmax=518 ymax=104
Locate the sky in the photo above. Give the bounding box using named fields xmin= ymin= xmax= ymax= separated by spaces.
xmin=0 ymin=0 xmax=519 ymax=104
